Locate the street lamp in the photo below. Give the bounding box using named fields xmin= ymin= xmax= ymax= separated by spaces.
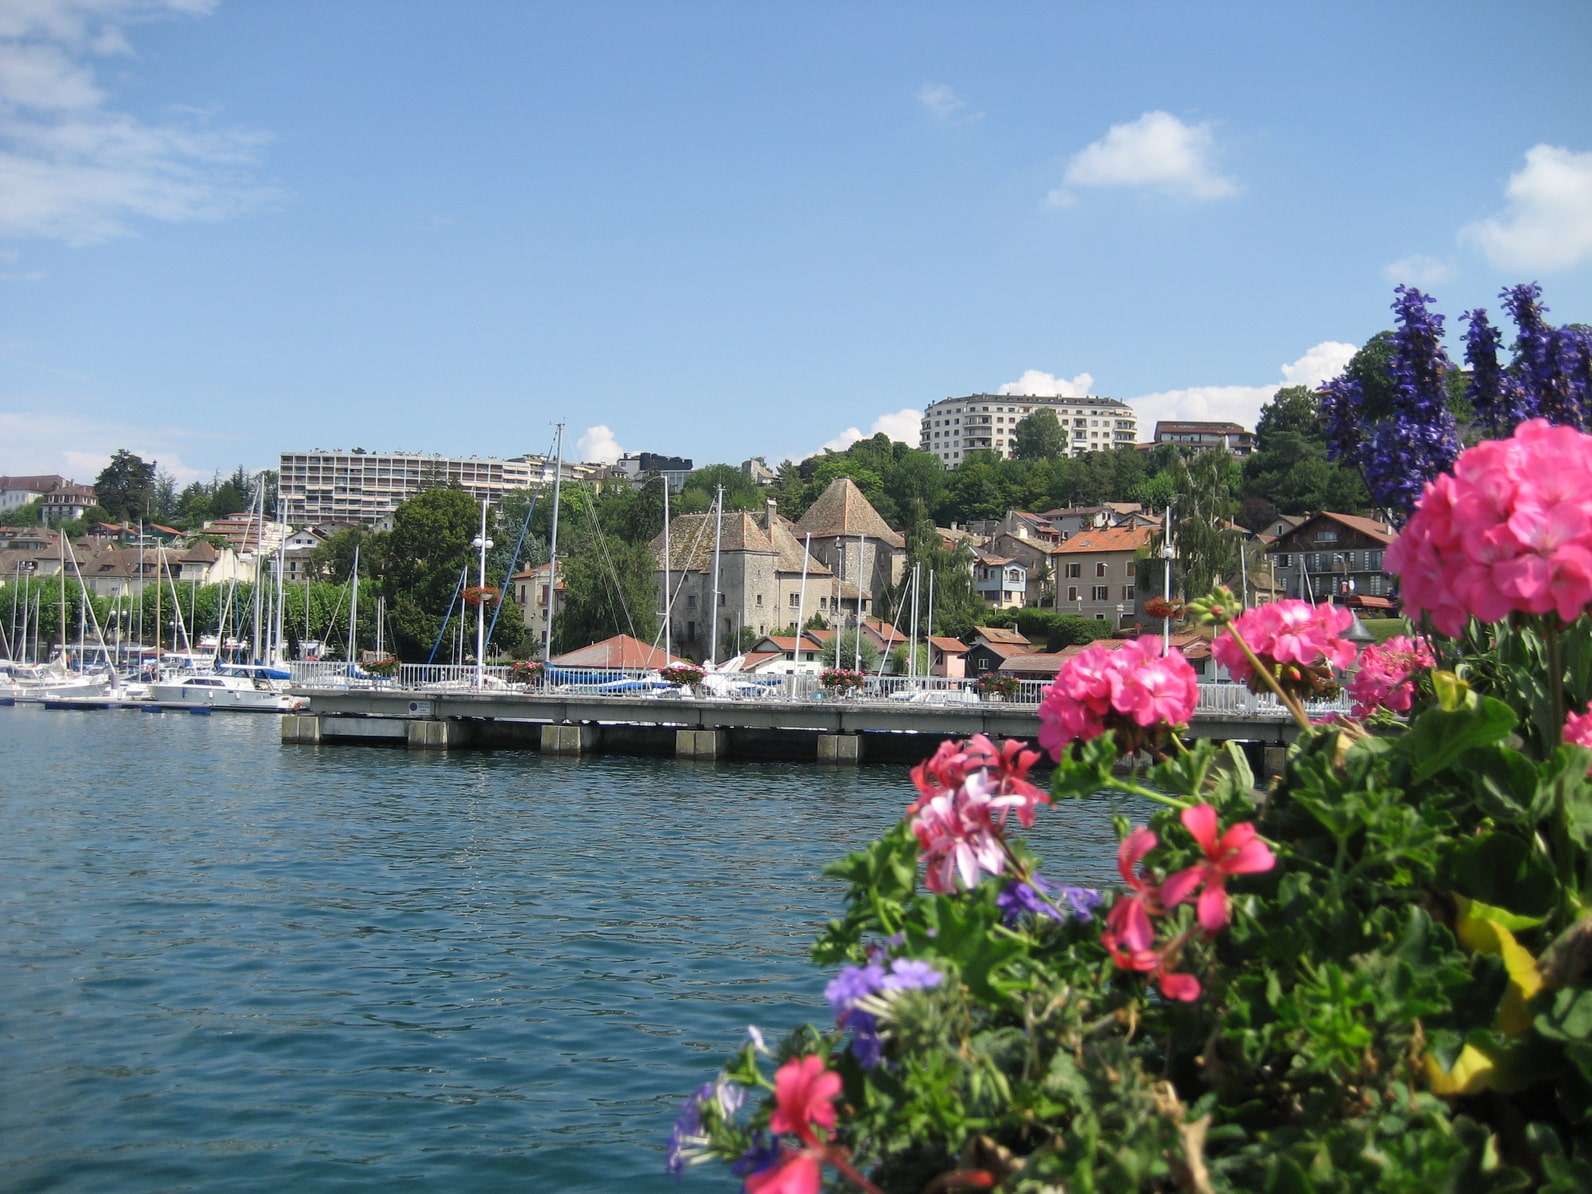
xmin=471 ymin=500 xmax=494 ymax=690
xmin=1161 ymin=503 xmax=1176 ymax=654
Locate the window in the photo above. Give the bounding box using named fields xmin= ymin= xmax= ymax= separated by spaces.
xmin=1092 ymin=586 xmax=1109 ymax=601
xmin=820 ymin=597 xmax=827 ymax=610
xmin=1315 ymin=530 xmax=1338 ymax=543
xmin=755 ymin=593 xmax=763 ymax=607
xmin=1096 ymin=562 xmax=1107 ymax=577
xmin=1122 ymin=586 xmax=1135 ymax=600
xmin=1276 ymin=553 xmax=1290 ymax=567
xmin=686 ymin=594 xmax=697 ymax=609
xmin=1067 ymin=586 xmax=1079 ymax=602
xmin=1126 ymin=561 xmax=1135 ymax=576
xmin=789 ymin=593 xmax=799 ymax=607
xmin=1066 ymin=562 xmax=1081 ymax=578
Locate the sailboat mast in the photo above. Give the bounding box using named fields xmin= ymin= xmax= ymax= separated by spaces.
xmin=794 ymin=532 xmax=811 ymax=671
xmin=349 ymin=543 xmax=360 ymax=666
xmin=544 ymin=424 xmax=563 ymax=662
xmin=708 ymin=485 xmax=724 ymax=666
xmin=57 ymin=529 xmax=66 ymax=665
xmin=662 ymin=478 xmax=671 ymax=661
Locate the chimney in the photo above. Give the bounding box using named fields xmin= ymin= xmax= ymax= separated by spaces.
xmin=764 ymin=497 xmax=777 ymax=531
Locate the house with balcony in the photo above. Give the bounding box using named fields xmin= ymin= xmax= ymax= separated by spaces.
xmin=1264 ymin=512 xmax=1397 ymax=605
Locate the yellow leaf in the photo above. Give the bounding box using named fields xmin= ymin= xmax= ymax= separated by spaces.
xmin=1424 ymin=1044 xmax=1495 ymax=1096
xmin=1432 ymin=670 xmax=1469 ymax=712
xmin=1454 ymin=896 xmax=1545 ymax=1037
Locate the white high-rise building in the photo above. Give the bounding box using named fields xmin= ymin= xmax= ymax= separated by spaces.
xmin=277 ymin=449 xmax=603 ymax=527
xmin=919 ymin=394 xmax=1138 ymax=465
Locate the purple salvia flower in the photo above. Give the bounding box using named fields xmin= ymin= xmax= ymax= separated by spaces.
xmin=1463 ymin=306 xmax=1534 ymax=433
xmin=1318 ymin=373 xmax=1365 ymax=468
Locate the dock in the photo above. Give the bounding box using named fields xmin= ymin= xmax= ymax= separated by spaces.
xmin=281 ymin=680 xmax=1312 ymax=773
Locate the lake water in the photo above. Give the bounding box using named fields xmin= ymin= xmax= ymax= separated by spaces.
xmin=0 ymin=704 xmax=1134 ymax=1192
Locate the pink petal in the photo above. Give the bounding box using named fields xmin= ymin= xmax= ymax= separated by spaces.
xmin=1159 ymin=865 xmax=1204 ymax=911
xmin=1180 ymin=803 xmax=1219 ymax=855
xmin=1196 ymin=881 xmax=1230 ymax=934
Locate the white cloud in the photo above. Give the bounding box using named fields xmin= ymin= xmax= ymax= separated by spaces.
xmin=577 ymin=424 xmax=625 ymax=464
xmin=1050 ymin=110 xmax=1238 ymax=206
xmin=1280 ymin=341 xmax=1356 ymax=389
xmin=997 ymin=369 xmax=1095 ymax=398
xmin=0 ymin=0 xmax=280 ymax=246
xmin=917 ymin=83 xmax=967 ymax=122
xmin=1129 ymin=341 xmax=1358 ymax=434
xmin=1461 ymin=144 xmax=1592 ymax=271
xmin=819 ymin=408 xmax=922 ymax=455
xmin=1382 ymin=254 xmax=1455 ymax=287
xmin=0 ymin=408 xmax=210 ymax=485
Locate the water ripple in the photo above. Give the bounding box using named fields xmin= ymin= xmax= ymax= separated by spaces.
xmin=0 ymin=705 xmax=1131 ymax=1192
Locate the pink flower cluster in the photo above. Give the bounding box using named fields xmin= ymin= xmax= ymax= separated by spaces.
xmin=1036 ymin=638 xmax=1199 ymax=761
xmin=1347 ymin=634 xmax=1435 ymax=719
xmin=1386 ymin=419 xmax=1592 ymax=636
xmin=1101 ymin=805 xmax=1275 ymax=1002
xmin=907 ymin=736 xmax=1048 ymax=894
xmin=1212 ymin=600 xmax=1356 ymax=698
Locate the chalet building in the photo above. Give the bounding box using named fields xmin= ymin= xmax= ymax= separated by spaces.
xmin=1050 ymin=524 xmax=1154 ymax=629
xmin=1264 ymin=512 xmax=1396 ymax=604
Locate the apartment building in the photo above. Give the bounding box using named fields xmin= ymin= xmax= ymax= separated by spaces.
xmin=919 ymin=394 xmax=1138 ymax=465
xmin=277 ymin=449 xmax=602 ymax=527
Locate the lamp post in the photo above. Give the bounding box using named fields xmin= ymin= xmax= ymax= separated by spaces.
xmin=471 ymin=500 xmax=494 ymax=690
xmin=1161 ymin=502 xmax=1176 ymax=654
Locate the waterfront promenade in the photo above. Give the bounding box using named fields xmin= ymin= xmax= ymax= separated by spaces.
xmin=284 ymin=665 xmax=1333 ymax=771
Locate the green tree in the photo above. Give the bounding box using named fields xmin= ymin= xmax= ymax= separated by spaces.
xmin=1241 ymin=385 xmax=1369 ymax=515
xmin=821 ymin=630 xmax=881 ymax=672
xmin=1165 ymin=449 xmax=1239 ymax=599
xmin=1011 ymin=409 xmax=1067 ymax=460
xmin=552 ymin=534 xmax=659 ymax=653
xmin=375 ymin=487 xmax=483 ymax=661
xmin=307 ymin=526 xmax=368 ymax=583
xmin=675 ymin=464 xmax=763 ymax=516
xmin=93 ymin=449 xmax=156 ymax=521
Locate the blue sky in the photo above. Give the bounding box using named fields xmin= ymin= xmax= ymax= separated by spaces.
xmin=2 ymin=1 xmax=1590 ymax=489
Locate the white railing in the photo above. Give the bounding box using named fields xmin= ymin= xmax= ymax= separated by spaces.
xmin=285 ymin=664 xmax=1344 ymax=719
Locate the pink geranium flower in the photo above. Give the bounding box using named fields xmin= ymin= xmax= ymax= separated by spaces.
xmin=1037 ymin=637 xmax=1198 ymax=761
xmin=1161 ymin=804 xmax=1276 ymax=934
xmin=910 ymin=771 xmax=1018 ymax=893
xmin=767 ymin=1055 xmax=840 ymax=1145
xmin=1347 ymin=635 xmax=1435 ymax=719
xmin=1387 ymin=419 xmax=1592 ymax=634
xmin=1212 ymin=600 xmax=1354 ymax=702
xmin=908 ymin=734 xmax=1046 ymax=826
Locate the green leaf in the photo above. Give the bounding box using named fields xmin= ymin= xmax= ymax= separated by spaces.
xmin=1049 ymin=733 xmax=1118 ymax=802
xmin=1400 ymin=697 xmax=1519 ymax=784
xmin=1439 ymin=832 xmax=1558 ymax=919
xmin=1537 ymin=987 xmax=1592 ymax=1044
